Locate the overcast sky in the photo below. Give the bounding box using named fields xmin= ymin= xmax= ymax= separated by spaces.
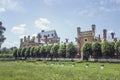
xmin=0 ymin=0 xmax=120 ymax=48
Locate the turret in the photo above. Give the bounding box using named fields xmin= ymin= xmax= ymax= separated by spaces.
xmin=92 ymin=24 xmax=96 ymax=36
xmin=103 ymin=29 xmax=107 ymax=41
xmin=77 ymin=27 xmax=81 ymax=36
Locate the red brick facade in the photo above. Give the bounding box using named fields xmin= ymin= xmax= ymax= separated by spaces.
xmin=77 ymin=24 xmax=101 ymax=58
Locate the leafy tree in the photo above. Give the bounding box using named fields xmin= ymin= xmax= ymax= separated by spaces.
xmin=92 ymin=42 xmax=102 ymax=58
xmin=82 ymin=42 xmax=92 ymax=59
xmin=13 ymin=48 xmax=18 ymax=59
xmin=66 ymin=42 xmax=77 ymax=60
xmin=25 ymin=47 xmax=31 ymax=59
xmin=46 ymin=45 xmax=53 ymax=58
xmin=30 ymin=46 xmax=35 ymax=58
xmin=101 ymin=41 xmax=115 ymax=58
xmin=17 ymin=48 xmax=22 ymax=58
xmin=40 ymin=46 xmax=47 ymax=58
xmin=50 ymin=44 xmax=59 ymax=60
xmin=1 ymin=47 xmax=9 ymax=54
xmin=109 ymin=42 xmax=115 ymax=58
xmin=58 ymin=43 xmax=66 ymax=58
xmin=33 ymin=46 xmax=41 ymax=58
xmin=21 ymin=47 xmax=26 ymax=58
xmin=0 ymin=21 xmax=6 ymax=52
xmin=115 ymin=41 xmax=120 ymax=58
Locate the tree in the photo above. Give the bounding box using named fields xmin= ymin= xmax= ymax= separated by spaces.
xmin=58 ymin=43 xmax=66 ymax=58
xmin=115 ymin=41 xmax=120 ymax=58
xmin=50 ymin=44 xmax=59 ymax=60
xmin=17 ymin=48 xmax=22 ymax=58
xmin=46 ymin=45 xmax=53 ymax=58
xmin=21 ymin=47 xmax=26 ymax=58
xmin=13 ymin=48 xmax=18 ymax=59
xmin=101 ymin=41 xmax=115 ymax=58
xmin=30 ymin=46 xmax=35 ymax=58
xmin=1 ymin=47 xmax=9 ymax=54
xmin=92 ymin=42 xmax=102 ymax=58
xmin=40 ymin=46 xmax=47 ymax=58
xmin=82 ymin=42 xmax=92 ymax=60
xmin=66 ymin=42 xmax=77 ymax=60
xmin=0 ymin=21 xmax=6 ymax=52
xmin=33 ymin=46 xmax=41 ymax=58
xmin=25 ymin=47 xmax=31 ymax=59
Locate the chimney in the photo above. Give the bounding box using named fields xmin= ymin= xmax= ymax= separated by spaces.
xmin=103 ymin=29 xmax=107 ymax=41
xmin=24 ymin=36 xmax=27 ymax=42
xmin=92 ymin=24 xmax=96 ymax=36
xmin=0 ymin=21 xmax=2 ymax=26
xmin=98 ymin=34 xmax=101 ymax=42
xmin=111 ymin=32 xmax=115 ymax=39
xmin=28 ymin=35 xmax=30 ymax=42
xmin=37 ymin=34 xmax=41 ymax=43
xmin=41 ymin=30 xmax=45 ymax=32
xmin=77 ymin=27 xmax=81 ymax=36
xmin=20 ymin=38 xmax=23 ymax=43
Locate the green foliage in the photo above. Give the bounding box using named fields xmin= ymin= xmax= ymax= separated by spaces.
xmin=13 ymin=48 xmax=18 ymax=59
xmin=115 ymin=41 xmax=120 ymax=56
xmin=101 ymin=41 xmax=115 ymax=58
xmin=46 ymin=45 xmax=53 ymax=58
xmin=30 ymin=46 xmax=35 ymax=57
xmin=25 ymin=47 xmax=31 ymax=59
xmin=21 ymin=47 xmax=27 ymax=58
xmin=17 ymin=48 xmax=22 ymax=57
xmin=82 ymin=42 xmax=92 ymax=57
xmin=92 ymin=42 xmax=102 ymax=58
xmin=50 ymin=44 xmax=59 ymax=58
xmin=58 ymin=43 xmax=66 ymax=58
xmin=0 ymin=21 xmax=6 ymax=48
xmin=33 ymin=46 xmax=41 ymax=57
xmin=40 ymin=46 xmax=47 ymax=58
xmin=66 ymin=42 xmax=77 ymax=58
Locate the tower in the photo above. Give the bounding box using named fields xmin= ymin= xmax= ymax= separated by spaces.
xmin=103 ymin=29 xmax=107 ymax=41
xmin=92 ymin=24 xmax=96 ymax=36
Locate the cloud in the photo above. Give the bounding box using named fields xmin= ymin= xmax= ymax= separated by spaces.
xmin=35 ymin=18 xmax=50 ymax=30
xmin=0 ymin=0 xmax=24 ymax=12
xmin=0 ymin=7 xmax=6 ymax=13
xmin=11 ymin=24 xmax=26 ymax=34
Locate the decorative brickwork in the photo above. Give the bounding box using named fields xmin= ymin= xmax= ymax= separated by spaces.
xmin=77 ymin=24 xmax=101 ymax=58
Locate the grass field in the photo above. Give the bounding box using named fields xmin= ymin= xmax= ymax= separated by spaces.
xmin=0 ymin=60 xmax=120 ymax=80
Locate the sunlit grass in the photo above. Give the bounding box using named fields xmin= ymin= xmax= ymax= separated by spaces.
xmin=0 ymin=61 xmax=119 ymax=80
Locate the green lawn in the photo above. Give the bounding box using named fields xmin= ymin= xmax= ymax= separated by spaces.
xmin=0 ymin=60 xmax=119 ymax=80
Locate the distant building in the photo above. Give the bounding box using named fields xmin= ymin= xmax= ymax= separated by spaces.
xmin=77 ymin=24 xmax=119 ymax=58
xmin=20 ymin=30 xmax=60 ymax=47
xmin=77 ymin=24 xmax=101 ymax=58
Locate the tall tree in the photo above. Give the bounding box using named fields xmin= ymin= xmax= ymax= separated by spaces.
xmin=101 ymin=41 xmax=115 ymax=58
xmin=115 ymin=41 xmax=120 ymax=58
xmin=40 ymin=46 xmax=47 ymax=58
xmin=0 ymin=21 xmax=6 ymax=51
xmin=58 ymin=43 xmax=66 ymax=58
xmin=66 ymin=42 xmax=77 ymax=60
xmin=50 ymin=44 xmax=59 ymax=60
xmin=92 ymin=42 xmax=102 ymax=58
xmin=82 ymin=42 xmax=92 ymax=60
xmin=46 ymin=45 xmax=53 ymax=58
xmin=13 ymin=48 xmax=18 ymax=59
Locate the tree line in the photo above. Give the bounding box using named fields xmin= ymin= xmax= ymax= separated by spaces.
xmin=82 ymin=41 xmax=120 ymax=59
xmin=13 ymin=42 xmax=77 ymax=60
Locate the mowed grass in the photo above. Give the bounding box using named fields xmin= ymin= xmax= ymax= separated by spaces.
xmin=0 ymin=60 xmax=120 ymax=80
